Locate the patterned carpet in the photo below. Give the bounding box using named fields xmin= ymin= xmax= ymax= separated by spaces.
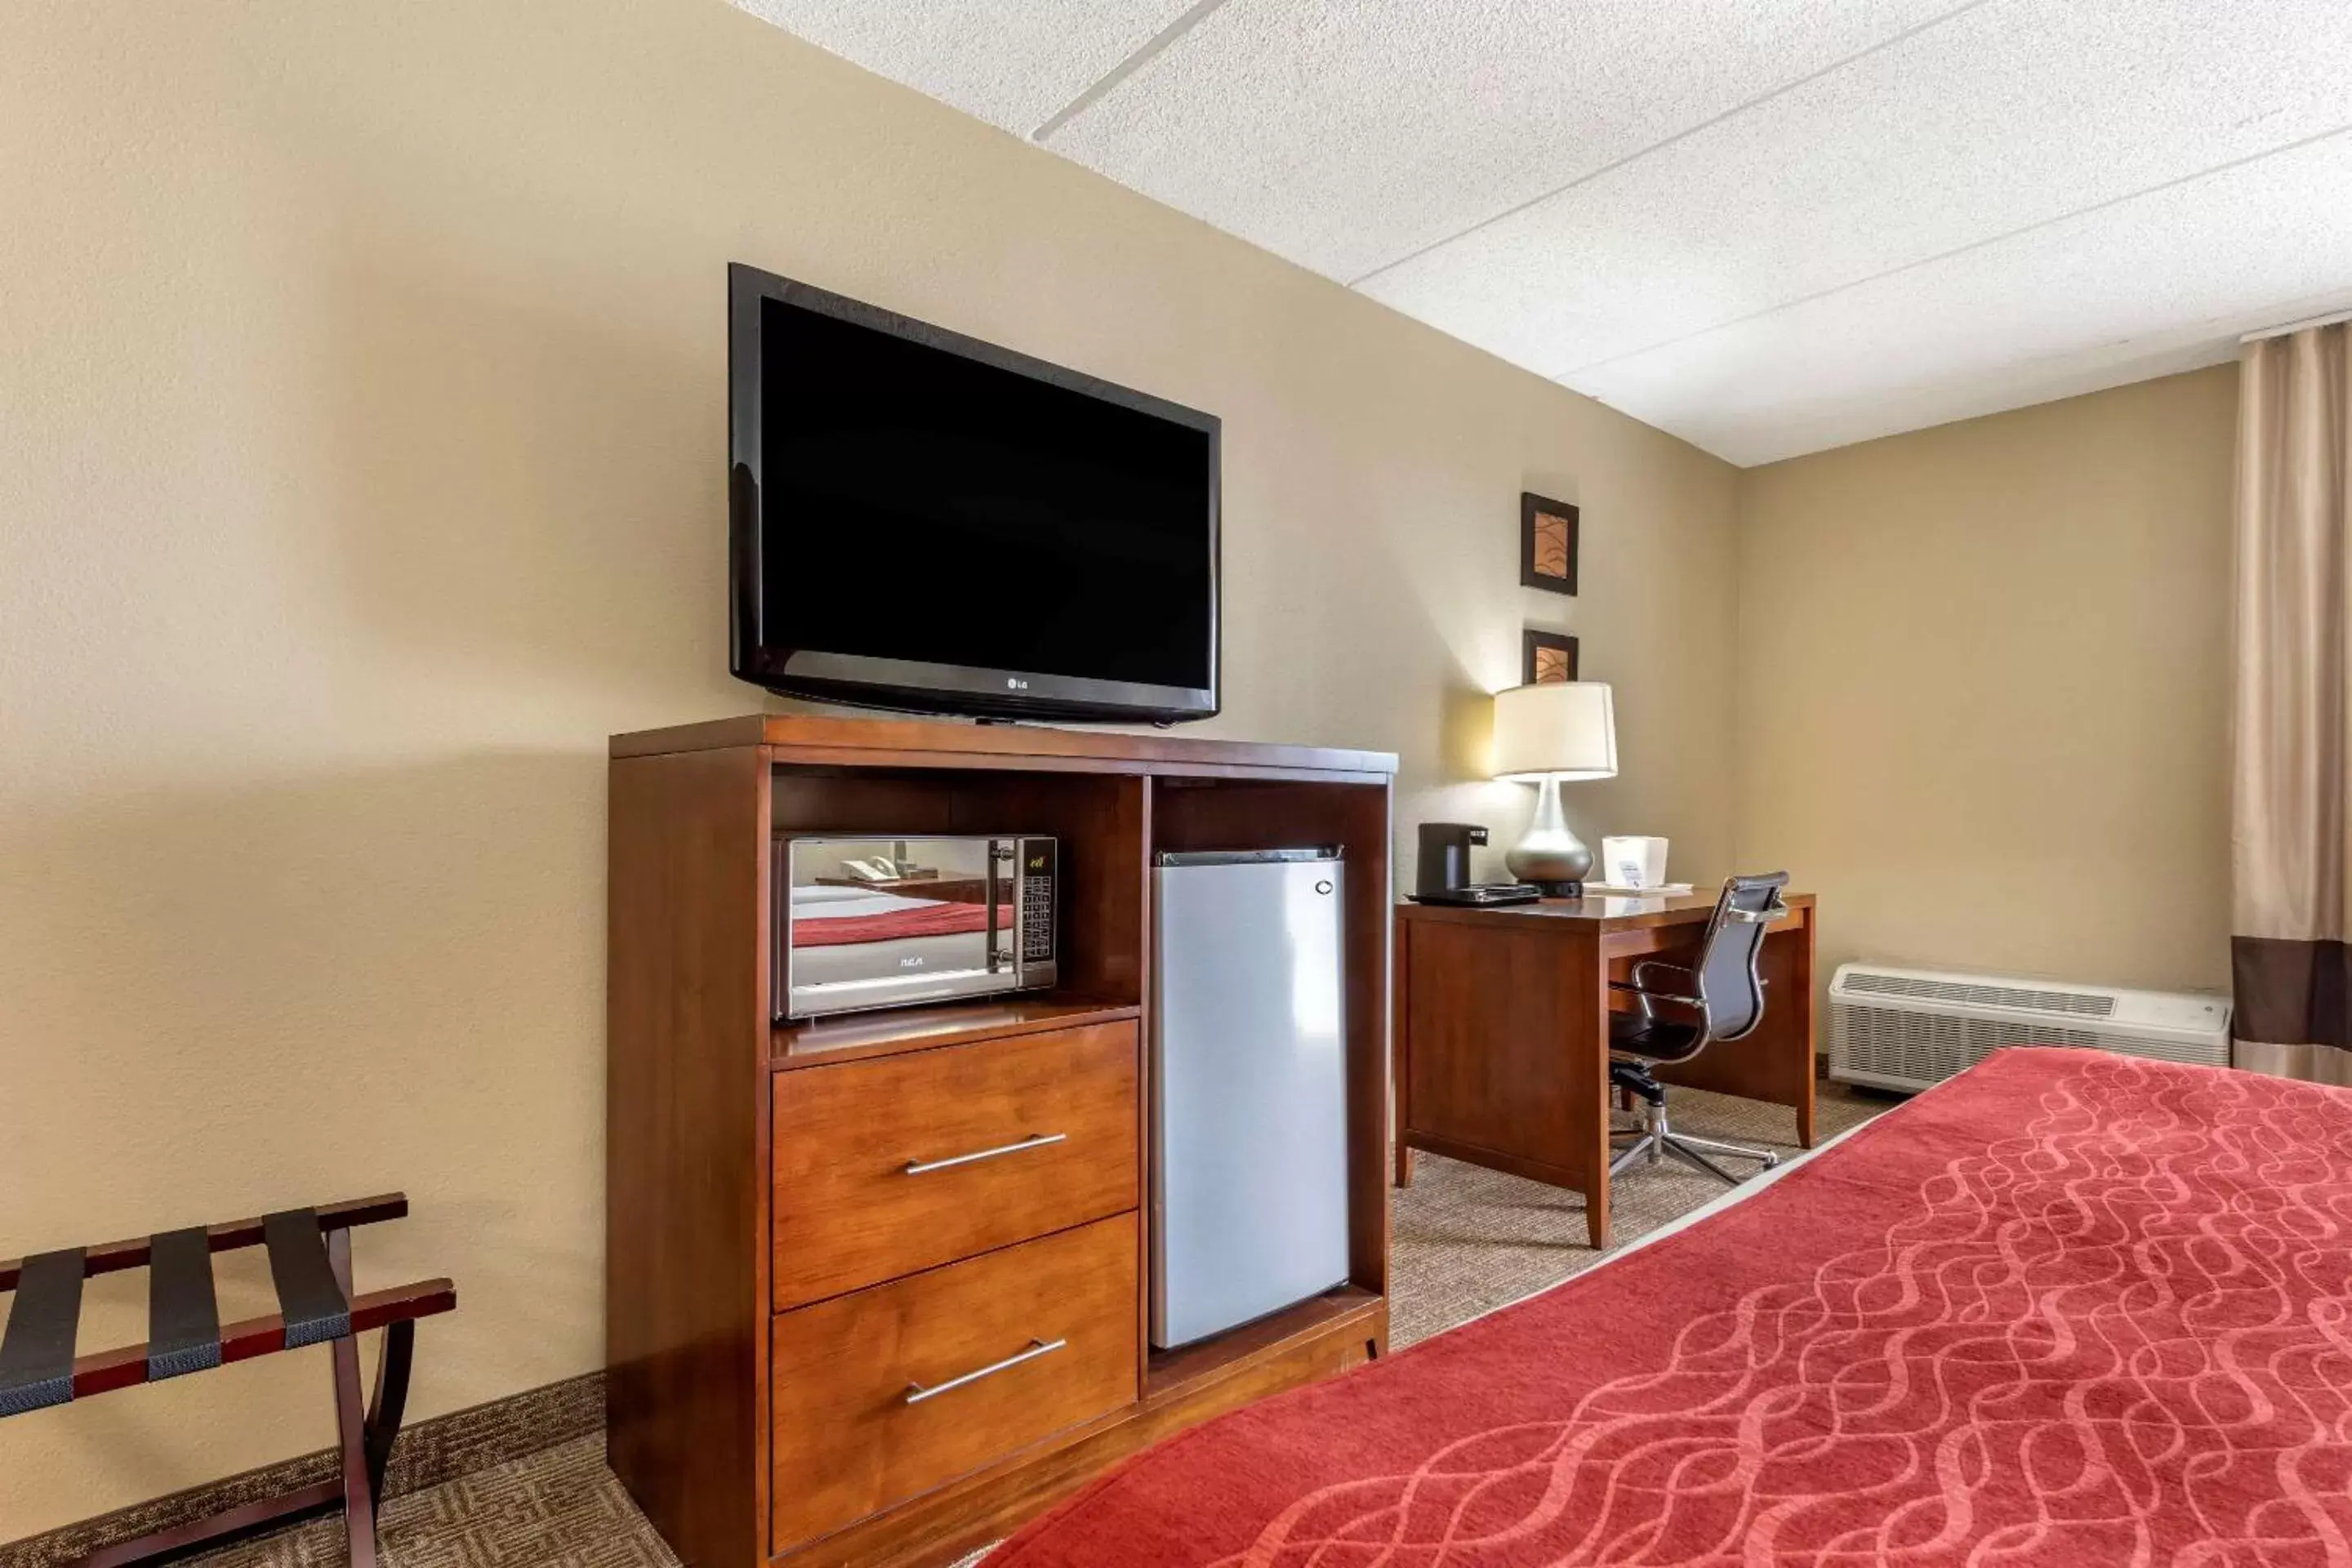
xmin=1388 ymin=1082 xmax=1888 ymax=1347
xmin=145 ymin=1085 xmax=1891 ymax=1568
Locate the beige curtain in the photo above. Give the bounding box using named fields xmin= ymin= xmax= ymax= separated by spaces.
xmin=2233 ymin=322 xmax=2352 ymax=1083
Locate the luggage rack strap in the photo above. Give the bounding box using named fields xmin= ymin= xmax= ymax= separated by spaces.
xmin=0 ymin=1249 xmax=85 ymax=1417
xmin=0 ymin=1193 xmax=407 ymax=1291
xmin=66 ymin=1279 xmax=453 ymax=1403
xmin=263 ymin=1209 xmax=351 ymax=1349
xmin=146 ymin=1227 xmax=225 ymax=1382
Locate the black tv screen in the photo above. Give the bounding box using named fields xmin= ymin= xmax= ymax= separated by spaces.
xmin=728 ymin=265 xmax=1219 ymax=723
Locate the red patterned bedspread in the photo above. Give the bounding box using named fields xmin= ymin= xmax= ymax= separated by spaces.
xmin=993 ymin=1048 xmax=2352 ymax=1566
xmin=791 ymin=899 xmax=1006 ymax=948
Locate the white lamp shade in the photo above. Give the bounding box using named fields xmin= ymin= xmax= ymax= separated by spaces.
xmin=1491 ymin=682 xmax=1618 ymax=782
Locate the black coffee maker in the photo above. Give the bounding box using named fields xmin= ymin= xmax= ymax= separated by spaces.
xmin=1412 ymin=825 xmax=1541 ymax=906
xmin=1416 ymin=822 xmax=1484 ymax=898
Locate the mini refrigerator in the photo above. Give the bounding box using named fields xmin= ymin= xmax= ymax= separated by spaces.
xmin=1151 ymin=849 xmax=1350 ymax=1349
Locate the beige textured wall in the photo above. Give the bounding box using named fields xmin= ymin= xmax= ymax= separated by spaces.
xmin=0 ymin=0 xmax=1739 ymax=1536
xmin=1734 ymin=365 xmax=2239 ymax=1000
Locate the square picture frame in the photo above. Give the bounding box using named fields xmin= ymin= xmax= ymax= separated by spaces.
xmin=1521 ymin=492 xmax=1579 ymax=596
xmin=1523 ymin=629 xmax=1579 ymax=685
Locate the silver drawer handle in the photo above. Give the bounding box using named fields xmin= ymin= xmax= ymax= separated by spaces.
xmin=903 ymin=1338 xmax=1067 ymax=1405
xmin=902 ymin=1132 xmax=1066 ymax=1175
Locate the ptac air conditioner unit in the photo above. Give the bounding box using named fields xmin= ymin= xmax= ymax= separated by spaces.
xmin=1828 ymin=963 xmax=2231 ymax=1093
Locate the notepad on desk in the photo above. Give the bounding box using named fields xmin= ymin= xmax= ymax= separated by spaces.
xmin=1583 ymin=882 xmax=1694 ymax=897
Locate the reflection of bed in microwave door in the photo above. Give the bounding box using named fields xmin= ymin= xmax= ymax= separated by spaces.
xmin=792 ymin=887 xmax=1006 ymax=988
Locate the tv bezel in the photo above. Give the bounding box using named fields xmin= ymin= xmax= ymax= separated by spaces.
xmin=728 ymin=263 xmax=1222 ymax=724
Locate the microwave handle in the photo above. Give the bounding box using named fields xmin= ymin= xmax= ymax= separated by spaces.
xmin=987 ymin=840 xmax=1012 ymax=972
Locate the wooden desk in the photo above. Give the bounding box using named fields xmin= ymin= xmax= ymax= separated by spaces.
xmin=1392 ymin=891 xmax=1817 ymax=1249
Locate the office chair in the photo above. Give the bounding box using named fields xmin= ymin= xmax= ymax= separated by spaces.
xmin=1606 ymin=871 xmax=1791 ymax=1186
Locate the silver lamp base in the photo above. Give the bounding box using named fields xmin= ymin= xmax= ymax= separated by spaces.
xmin=1503 ymin=774 xmax=1592 ymax=897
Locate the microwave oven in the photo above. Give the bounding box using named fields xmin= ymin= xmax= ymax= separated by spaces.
xmin=773 ymin=835 xmax=1058 ymax=1020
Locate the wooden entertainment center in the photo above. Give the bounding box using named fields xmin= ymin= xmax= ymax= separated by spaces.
xmin=606 ymin=715 xmax=1396 ymax=1568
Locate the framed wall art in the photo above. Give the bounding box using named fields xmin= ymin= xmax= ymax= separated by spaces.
xmin=1521 ymin=492 xmax=1579 ymax=596
xmin=1523 ymin=629 xmax=1579 ymax=685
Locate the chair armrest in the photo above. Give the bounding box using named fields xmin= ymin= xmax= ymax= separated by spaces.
xmin=1620 ymin=973 xmax=1766 ymax=995
xmin=1608 ymin=978 xmax=1704 ymax=1004
xmin=1607 ymin=978 xmax=1704 ymax=1021
xmin=1628 ymin=960 xmax=1702 ymax=1000
xmin=1612 ymin=959 xmax=1709 ymax=1025
xmin=1725 ymin=893 xmax=1792 ymax=924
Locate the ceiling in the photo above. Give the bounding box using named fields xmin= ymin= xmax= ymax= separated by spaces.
xmin=732 ymin=0 xmax=2352 ymax=466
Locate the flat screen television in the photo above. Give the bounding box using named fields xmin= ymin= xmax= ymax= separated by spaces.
xmin=728 ymin=264 xmax=1220 ymax=724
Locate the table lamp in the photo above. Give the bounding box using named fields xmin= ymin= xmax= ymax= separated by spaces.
xmin=1491 ymin=681 xmax=1617 ymax=896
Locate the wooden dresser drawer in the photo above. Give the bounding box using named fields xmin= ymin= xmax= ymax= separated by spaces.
xmin=770 ymin=1021 xmax=1138 ymax=1312
xmin=769 ymin=1213 xmax=1138 ymax=1553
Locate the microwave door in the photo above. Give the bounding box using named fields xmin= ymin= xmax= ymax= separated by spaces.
xmin=783 ymin=837 xmax=1004 ymax=1016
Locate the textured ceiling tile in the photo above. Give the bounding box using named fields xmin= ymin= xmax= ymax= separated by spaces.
xmin=1045 ymin=0 xmax=1962 ymax=282
xmin=1360 ymin=0 xmax=2352 ymax=385
xmin=1570 ymin=129 xmax=2352 ymax=464
xmin=728 ymin=0 xmax=2352 ymax=462
xmin=728 ymin=0 xmax=1198 ymax=137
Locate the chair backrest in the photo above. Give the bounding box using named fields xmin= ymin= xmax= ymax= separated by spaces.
xmin=1693 ymin=871 xmax=1791 ymax=1042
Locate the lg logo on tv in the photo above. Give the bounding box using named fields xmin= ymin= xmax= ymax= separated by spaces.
xmin=1005 ymin=677 xmax=1029 ymax=690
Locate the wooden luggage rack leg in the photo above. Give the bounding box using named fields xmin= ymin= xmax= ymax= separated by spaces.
xmin=0 ymin=1195 xmax=454 ymax=1568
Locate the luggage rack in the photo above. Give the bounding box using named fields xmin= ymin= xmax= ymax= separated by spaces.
xmin=0 ymin=1193 xmax=455 ymax=1567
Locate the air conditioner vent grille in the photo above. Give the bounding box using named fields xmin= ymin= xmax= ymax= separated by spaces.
xmin=1840 ymin=970 xmax=2114 ymax=1017
xmin=1830 ymin=964 xmax=2230 ymax=1093
xmin=1830 ymin=1004 xmax=2229 ymax=1094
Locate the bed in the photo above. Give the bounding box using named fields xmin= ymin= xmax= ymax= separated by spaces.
xmin=991 ymin=1047 xmax=2352 ymax=1566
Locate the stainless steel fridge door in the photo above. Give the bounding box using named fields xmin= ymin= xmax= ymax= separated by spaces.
xmin=1152 ymin=853 xmax=1350 ymax=1348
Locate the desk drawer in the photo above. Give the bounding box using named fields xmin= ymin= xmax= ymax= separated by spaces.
xmin=770 ymin=1022 xmax=1138 ymax=1312
xmin=768 ymin=1214 xmax=1138 ymax=1553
